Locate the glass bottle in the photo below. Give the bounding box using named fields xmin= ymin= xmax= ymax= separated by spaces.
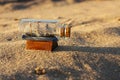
xmin=19 ymin=19 xmax=71 ymax=38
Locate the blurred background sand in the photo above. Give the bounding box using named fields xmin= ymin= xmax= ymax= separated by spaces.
xmin=0 ymin=0 xmax=120 ymax=80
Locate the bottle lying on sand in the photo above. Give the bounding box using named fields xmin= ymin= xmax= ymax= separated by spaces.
xmin=19 ymin=19 xmax=71 ymax=38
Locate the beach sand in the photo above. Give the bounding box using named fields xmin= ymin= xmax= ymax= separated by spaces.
xmin=0 ymin=0 xmax=120 ymax=80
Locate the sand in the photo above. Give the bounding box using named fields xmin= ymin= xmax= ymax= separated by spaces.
xmin=0 ymin=0 xmax=120 ymax=80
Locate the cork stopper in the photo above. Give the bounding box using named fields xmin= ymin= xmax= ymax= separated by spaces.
xmin=65 ymin=26 xmax=71 ymax=37
xmin=60 ymin=27 xmax=65 ymax=37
